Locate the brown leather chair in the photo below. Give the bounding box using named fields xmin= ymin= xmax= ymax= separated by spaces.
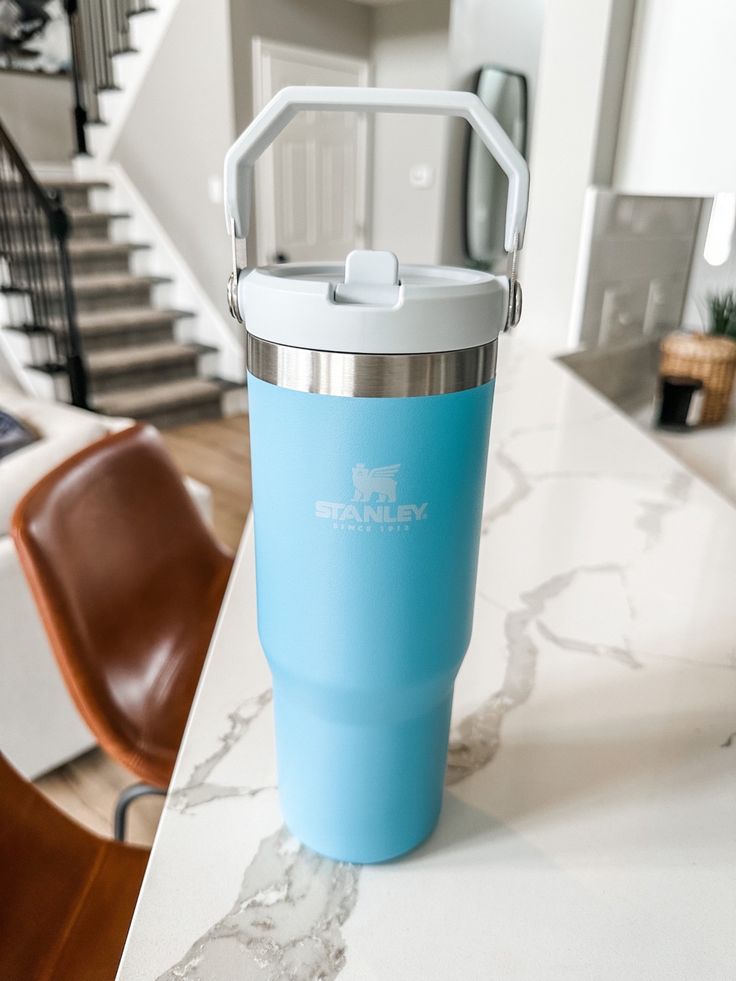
xmin=12 ymin=423 xmax=233 ymax=836
xmin=0 ymin=752 xmax=148 ymax=981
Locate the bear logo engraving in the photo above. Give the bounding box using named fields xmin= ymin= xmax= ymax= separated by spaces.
xmin=352 ymin=464 xmax=400 ymax=503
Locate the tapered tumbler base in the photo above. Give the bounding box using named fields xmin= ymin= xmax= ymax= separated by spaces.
xmin=274 ymin=683 xmax=453 ymax=864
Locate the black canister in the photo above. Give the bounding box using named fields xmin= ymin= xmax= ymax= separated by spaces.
xmin=656 ymin=375 xmax=703 ymax=431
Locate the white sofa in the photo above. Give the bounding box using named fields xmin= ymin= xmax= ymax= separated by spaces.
xmin=0 ymin=383 xmax=212 ymax=778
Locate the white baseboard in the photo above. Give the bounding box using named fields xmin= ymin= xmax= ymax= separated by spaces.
xmin=28 ymin=162 xmax=76 ymax=182
xmin=223 ymin=385 xmax=249 ymax=417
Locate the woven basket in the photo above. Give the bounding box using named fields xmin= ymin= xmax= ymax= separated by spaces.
xmin=660 ymin=332 xmax=736 ymax=425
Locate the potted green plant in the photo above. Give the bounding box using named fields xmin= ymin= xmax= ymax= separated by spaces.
xmin=707 ymin=290 xmax=736 ymax=339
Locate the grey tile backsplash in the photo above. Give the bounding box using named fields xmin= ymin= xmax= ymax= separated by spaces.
xmin=571 ymin=190 xmax=704 ymax=350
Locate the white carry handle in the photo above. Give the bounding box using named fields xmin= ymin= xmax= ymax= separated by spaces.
xmin=224 ymin=86 xmax=529 ymax=254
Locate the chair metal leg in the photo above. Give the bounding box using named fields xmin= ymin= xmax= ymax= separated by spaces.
xmin=114 ymin=782 xmax=167 ymax=841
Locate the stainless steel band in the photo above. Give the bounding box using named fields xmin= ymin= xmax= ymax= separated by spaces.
xmin=246 ymin=333 xmax=498 ymax=398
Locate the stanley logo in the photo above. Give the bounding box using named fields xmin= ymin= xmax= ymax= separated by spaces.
xmin=315 ymin=464 xmax=428 ymax=531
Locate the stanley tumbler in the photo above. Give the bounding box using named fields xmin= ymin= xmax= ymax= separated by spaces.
xmin=224 ymin=87 xmax=529 ymax=863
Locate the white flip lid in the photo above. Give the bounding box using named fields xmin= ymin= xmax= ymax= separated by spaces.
xmin=239 ymin=249 xmax=508 ymax=355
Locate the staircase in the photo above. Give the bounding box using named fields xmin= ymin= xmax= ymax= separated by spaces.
xmin=46 ymin=177 xmax=239 ymax=427
xmin=0 ymin=159 xmax=240 ymax=428
xmin=0 ymin=1 xmax=245 ymax=429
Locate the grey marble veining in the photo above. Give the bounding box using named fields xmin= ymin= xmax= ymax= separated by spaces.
xmin=447 ymin=563 xmax=640 ymax=784
xmin=481 ymin=443 xmax=532 ymax=529
xmin=158 ymin=827 xmax=359 ymax=981
xmin=634 ymin=471 xmax=692 ymax=550
xmin=168 ymin=690 xmax=274 ymax=814
xmin=162 ymin=687 xmax=363 ymax=981
xmin=482 ymin=414 xmax=692 ymax=541
xmin=535 ymin=565 xmax=640 ymax=670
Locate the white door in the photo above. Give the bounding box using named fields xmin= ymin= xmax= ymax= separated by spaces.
xmin=252 ymin=38 xmax=370 ymax=266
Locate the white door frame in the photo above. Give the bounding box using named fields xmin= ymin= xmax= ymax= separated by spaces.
xmin=251 ymin=36 xmax=371 ymax=266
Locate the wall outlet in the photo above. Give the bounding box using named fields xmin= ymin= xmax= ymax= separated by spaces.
xmin=409 ymin=164 xmax=435 ymax=189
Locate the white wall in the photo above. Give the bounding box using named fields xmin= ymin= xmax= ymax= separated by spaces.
xmin=440 ymin=0 xmax=546 ymax=266
xmin=111 ymin=0 xmax=236 ymax=322
xmin=229 ymin=0 xmax=373 ymax=263
xmin=681 ymin=200 xmax=736 ymax=333
xmin=590 ymin=0 xmax=638 ymax=185
xmin=370 ymin=0 xmax=451 ymax=263
xmin=230 ymin=0 xmax=372 ymax=132
xmin=0 ymin=72 xmax=74 ymax=162
xmin=519 ymin=0 xmax=635 ymax=351
xmin=614 ymin=0 xmax=736 ymax=333
xmin=615 ymin=0 xmax=736 ymax=195
xmin=448 ymin=0 xmax=546 ymax=119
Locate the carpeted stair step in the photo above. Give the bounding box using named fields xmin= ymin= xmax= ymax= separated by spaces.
xmin=14 ymin=240 xmax=150 ymax=275
xmin=45 ymin=273 xmax=171 ymax=313
xmin=69 ymin=307 xmax=195 ymax=350
xmin=85 ymin=340 xmax=215 ymax=394
xmin=0 ymin=178 xmax=109 ymax=212
xmin=93 ymin=377 xmax=225 ymax=429
xmin=42 ymin=179 xmax=111 ymax=210
xmin=2 ymin=208 xmax=130 ymax=239
xmin=68 ymin=240 xmax=150 ymax=275
xmin=67 ymin=209 xmax=131 ymax=240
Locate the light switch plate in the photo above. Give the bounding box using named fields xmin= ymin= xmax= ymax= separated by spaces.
xmin=208 ymin=175 xmax=223 ymax=205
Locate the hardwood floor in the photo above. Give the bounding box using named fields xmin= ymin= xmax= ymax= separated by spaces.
xmin=34 ymin=414 xmax=252 ymax=847
xmin=35 ymin=748 xmax=168 ymax=849
xmin=161 ymin=413 xmax=252 ymax=552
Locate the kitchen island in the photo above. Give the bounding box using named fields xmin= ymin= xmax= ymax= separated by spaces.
xmin=117 ymin=338 xmax=736 ymax=980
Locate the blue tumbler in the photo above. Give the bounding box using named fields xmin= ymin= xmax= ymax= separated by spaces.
xmin=224 ymin=87 xmax=529 ymax=863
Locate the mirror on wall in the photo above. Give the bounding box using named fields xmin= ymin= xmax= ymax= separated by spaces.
xmin=464 ymin=66 xmax=527 ymax=269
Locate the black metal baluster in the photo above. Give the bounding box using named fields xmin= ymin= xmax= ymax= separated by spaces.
xmin=14 ymin=185 xmax=36 ymax=320
xmin=0 ymin=119 xmax=88 ymax=407
xmin=64 ymin=1 xmax=89 ymax=156
xmin=93 ymin=0 xmax=106 ymax=100
xmin=0 ymin=156 xmax=13 ymax=281
xmin=76 ymin=0 xmax=93 ymax=121
xmin=120 ymin=0 xmax=130 ymax=55
xmin=49 ymin=195 xmax=88 ymax=408
xmin=99 ymin=0 xmax=115 ymax=87
xmin=28 ymin=183 xmax=58 ymax=372
xmin=114 ymin=0 xmax=130 ymax=53
xmin=101 ymin=0 xmax=112 ymax=69
xmin=0 ymin=156 xmax=13 ymax=322
xmin=91 ymin=0 xmax=104 ymax=91
xmin=110 ymin=0 xmax=121 ymax=59
xmin=82 ymin=0 xmax=102 ymax=120
xmin=111 ymin=0 xmax=122 ymax=45
xmin=44 ymin=193 xmax=69 ymax=393
xmin=23 ymin=185 xmax=50 ymax=336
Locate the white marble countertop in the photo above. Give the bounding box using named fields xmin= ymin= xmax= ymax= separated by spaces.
xmin=117 ymin=338 xmax=736 ymax=981
xmin=630 ymin=395 xmax=736 ymax=508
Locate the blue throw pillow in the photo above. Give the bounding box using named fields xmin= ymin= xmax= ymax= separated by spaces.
xmin=0 ymin=411 xmax=38 ymax=461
